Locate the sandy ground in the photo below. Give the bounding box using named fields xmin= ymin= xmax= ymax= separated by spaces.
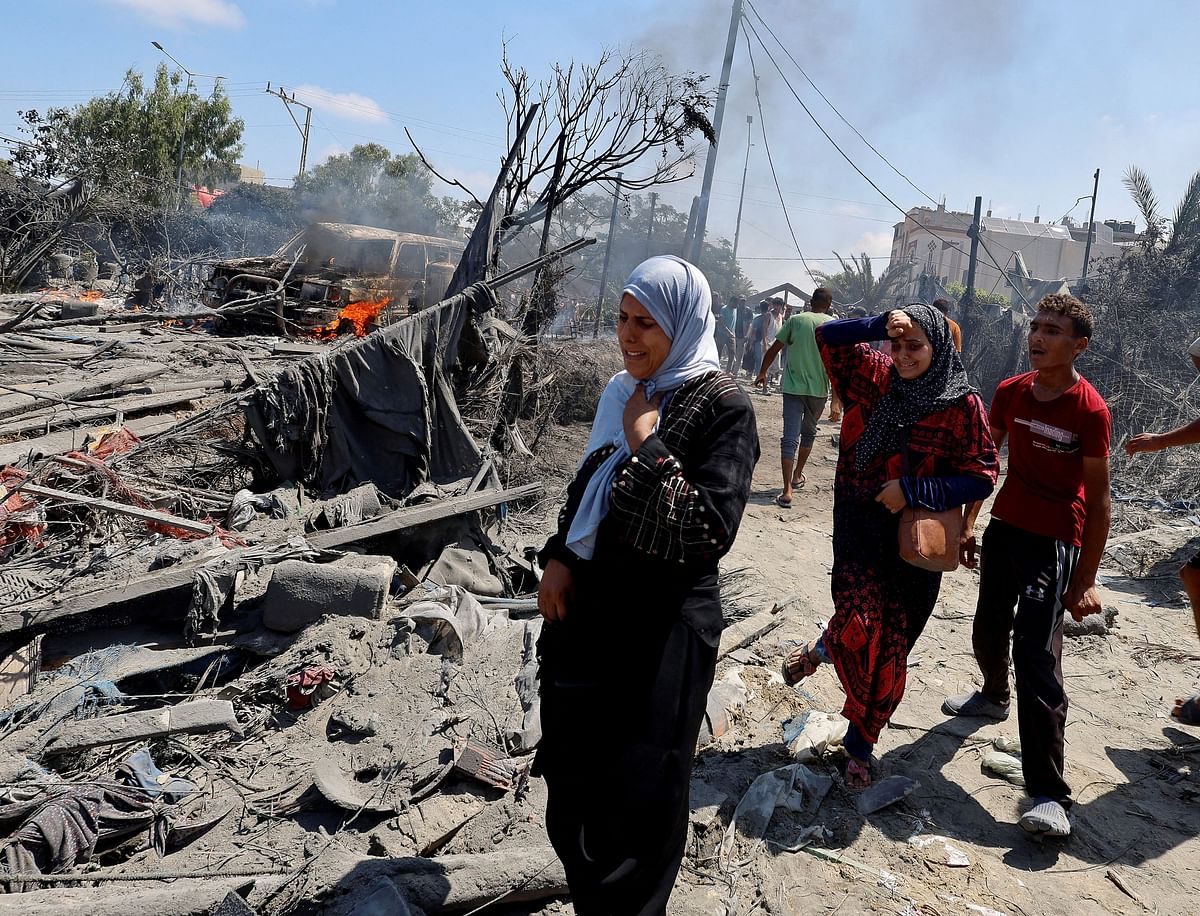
xmin=645 ymin=384 xmax=1200 ymax=916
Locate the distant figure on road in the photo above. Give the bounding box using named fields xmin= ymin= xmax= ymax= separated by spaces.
xmin=754 ymin=287 xmax=835 ymax=507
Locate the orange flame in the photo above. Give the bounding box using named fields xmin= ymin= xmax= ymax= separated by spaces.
xmin=80 ymin=290 xmax=103 ymax=301
xmin=313 ymin=296 xmax=391 ymax=339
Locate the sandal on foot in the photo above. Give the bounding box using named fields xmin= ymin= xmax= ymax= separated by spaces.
xmin=775 ymin=494 xmax=793 ymax=508
xmin=791 ymin=473 xmax=807 ymax=490
xmin=1173 ymin=693 xmax=1200 ymax=725
xmin=782 ymin=642 xmax=821 ymax=685
xmin=845 ymin=757 xmax=872 ymax=790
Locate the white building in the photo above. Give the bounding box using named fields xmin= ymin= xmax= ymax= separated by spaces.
xmin=888 ymin=202 xmax=1127 ymax=306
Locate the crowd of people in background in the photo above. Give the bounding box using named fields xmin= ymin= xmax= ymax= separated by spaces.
xmin=535 ymin=252 xmax=1196 ymax=910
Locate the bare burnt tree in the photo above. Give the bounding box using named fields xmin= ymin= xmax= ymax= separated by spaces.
xmin=413 ymin=46 xmax=713 ymax=243
xmin=495 ymin=46 xmax=714 ymax=236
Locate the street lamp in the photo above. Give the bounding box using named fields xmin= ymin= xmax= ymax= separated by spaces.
xmin=151 ymin=41 xmax=225 ymax=210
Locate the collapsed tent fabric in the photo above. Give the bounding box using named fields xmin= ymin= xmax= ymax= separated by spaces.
xmin=245 ymin=282 xmax=496 ymax=498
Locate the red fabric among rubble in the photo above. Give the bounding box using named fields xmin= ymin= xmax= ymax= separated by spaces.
xmin=0 ymin=467 xmax=46 ymax=550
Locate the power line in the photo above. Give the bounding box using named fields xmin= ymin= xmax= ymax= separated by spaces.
xmin=744 ymin=1 xmax=1096 ymax=271
xmin=740 ymin=13 xmax=1057 ymax=304
xmin=744 ymin=0 xmax=938 ymax=211
xmin=741 ymin=24 xmax=816 ymax=281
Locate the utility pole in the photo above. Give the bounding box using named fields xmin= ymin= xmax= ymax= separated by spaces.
xmin=682 ymin=195 xmax=699 ymax=258
xmin=731 ymin=114 xmax=753 ymax=264
xmin=645 ymin=191 xmax=658 ymax=258
xmin=961 ymin=195 xmax=983 ymax=352
xmin=592 ymin=173 xmax=623 ymax=338
xmin=266 ymin=83 xmax=314 ymax=178
xmin=151 ymin=41 xmax=224 ymax=210
xmin=1079 ymin=167 xmax=1100 ymax=292
xmin=689 ymin=0 xmax=744 ymax=266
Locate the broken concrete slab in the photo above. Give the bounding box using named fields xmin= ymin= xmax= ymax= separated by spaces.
xmin=390 ymin=790 xmax=488 ymax=855
xmin=315 ymin=846 xmax=568 ymax=914
xmin=688 ymin=777 xmax=728 ymax=832
xmin=44 ymin=699 xmax=239 ymax=754
xmin=261 ymin=557 xmax=395 ymax=633
xmin=0 ymin=877 xmax=282 ymax=916
xmin=718 ymin=602 xmax=785 ymax=660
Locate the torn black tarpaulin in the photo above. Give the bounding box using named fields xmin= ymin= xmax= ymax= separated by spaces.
xmin=244 ymin=282 xmax=497 ymax=498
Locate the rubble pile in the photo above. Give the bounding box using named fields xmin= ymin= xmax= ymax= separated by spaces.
xmin=0 ymin=252 xmax=592 ymax=912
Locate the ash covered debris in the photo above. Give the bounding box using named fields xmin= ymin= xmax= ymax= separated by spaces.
xmin=0 ymin=202 xmax=601 ymax=911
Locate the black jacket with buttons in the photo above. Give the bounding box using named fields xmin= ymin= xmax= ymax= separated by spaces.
xmin=540 ymin=370 xmax=760 ymax=646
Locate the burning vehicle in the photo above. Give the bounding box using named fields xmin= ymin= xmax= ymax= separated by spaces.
xmin=203 ymin=222 xmax=464 ymax=336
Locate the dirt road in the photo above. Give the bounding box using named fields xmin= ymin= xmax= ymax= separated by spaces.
xmin=663 ymin=386 xmax=1200 ymax=916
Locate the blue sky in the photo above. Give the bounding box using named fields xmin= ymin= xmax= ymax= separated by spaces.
xmin=3 ymin=0 xmax=1199 ymax=292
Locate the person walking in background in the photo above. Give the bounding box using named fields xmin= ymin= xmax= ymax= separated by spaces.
xmin=763 ymin=298 xmax=784 ymax=387
xmin=782 ymin=304 xmax=998 ymax=788
xmin=730 ymin=295 xmax=752 ymax=376
xmin=712 ymin=291 xmax=733 ymax=368
xmin=933 ymin=298 xmax=963 ymax=352
xmin=742 ymin=301 xmax=771 ymax=382
xmin=535 ymin=255 xmax=759 ymax=913
xmin=944 ymin=293 xmax=1111 ymax=839
xmin=755 ymin=287 xmax=835 ymax=507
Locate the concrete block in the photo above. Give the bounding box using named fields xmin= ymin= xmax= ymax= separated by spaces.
xmin=261 ymin=557 xmax=394 ymax=633
xmin=45 ymin=699 xmax=238 ymax=754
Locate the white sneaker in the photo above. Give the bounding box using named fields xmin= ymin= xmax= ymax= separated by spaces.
xmin=1019 ymin=798 xmax=1071 ymax=837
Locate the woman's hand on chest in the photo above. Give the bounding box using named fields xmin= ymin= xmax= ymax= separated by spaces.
xmin=623 ymin=383 xmax=663 ymax=451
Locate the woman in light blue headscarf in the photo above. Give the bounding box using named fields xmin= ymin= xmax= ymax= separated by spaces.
xmin=534 ymin=255 xmax=759 ymax=915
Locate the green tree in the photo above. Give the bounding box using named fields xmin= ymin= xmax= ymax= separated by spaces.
xmin=294 ymin=143 xmax=463 ymax=236
xmin=14 ymin=63 xmax=243 ymax=206
xmin=944 ymin=280 xmax=1009 ymax=307
xmin=811 ymin=252 xmax=913 ymax=312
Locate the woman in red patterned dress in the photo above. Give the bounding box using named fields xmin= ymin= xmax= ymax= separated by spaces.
xmin=782 ymin=304 xmax=998 ymax=788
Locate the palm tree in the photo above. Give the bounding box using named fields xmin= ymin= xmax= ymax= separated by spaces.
xmin=811 ymin=252 xmax=912 ymax=312
xmin=1122 ymin=165 xmax=1200 ymax=255
xmin=1118 ymin=165 xmax=1200 ymax=309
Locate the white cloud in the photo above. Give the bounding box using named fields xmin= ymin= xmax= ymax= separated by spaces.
xmin=105 ymin=0 xmax=245 ymax=29
xmin=292 ymin=85 xmax=387 ymax=124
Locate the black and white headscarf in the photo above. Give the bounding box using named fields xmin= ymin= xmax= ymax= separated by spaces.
xmin=855 ymin=303 xmax=974 ymax=471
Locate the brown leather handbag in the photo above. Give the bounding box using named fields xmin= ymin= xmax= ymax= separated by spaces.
xmin=897 ymin=433 xmax=962 ymax=572
xmin=899 ymin=506 xmax=962 ymax=572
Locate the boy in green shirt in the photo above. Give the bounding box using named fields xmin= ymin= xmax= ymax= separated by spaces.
xmin=755 ymin=287 xmax=834 ymax=507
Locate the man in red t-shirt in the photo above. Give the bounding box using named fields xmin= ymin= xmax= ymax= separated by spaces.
xmin=943 ymin=293 xmax=1112 ymax=839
